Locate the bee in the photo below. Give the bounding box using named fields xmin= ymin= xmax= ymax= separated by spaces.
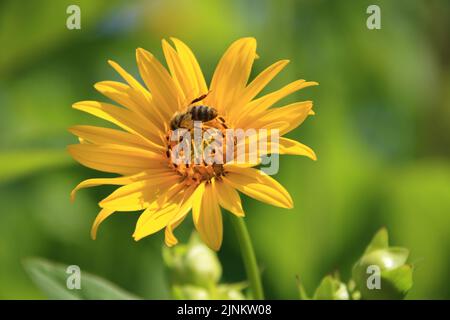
xmin=170 ymin=93 xmax=218 ymax=130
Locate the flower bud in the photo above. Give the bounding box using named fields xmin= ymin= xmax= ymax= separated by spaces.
xmin=313 ymin=275 xmax=350 ymax=300
xmin=216 ymin=285 xmax=246 ymax=300
xmin=352 ymin=228 xmax=413 ymax=300
xmin=172 ymin=285 xmax=211 ymax=300
xmin=297 ymin=275 xmax=349 ymax=300
xmin=163 ymin=233 xmax=222 ymax=288
xmin=184 ymin=239 xmax=222 ymax=287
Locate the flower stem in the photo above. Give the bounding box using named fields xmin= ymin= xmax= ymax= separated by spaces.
xmin=230 ymin=215 xmax=264 ymax=300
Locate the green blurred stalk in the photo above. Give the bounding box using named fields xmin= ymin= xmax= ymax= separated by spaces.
xmin=230 ymin=216 xmax=264 ymax=300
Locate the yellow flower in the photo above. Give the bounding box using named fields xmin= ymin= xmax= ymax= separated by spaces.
xmin=68 ymin=37 xmax=318 ymax=250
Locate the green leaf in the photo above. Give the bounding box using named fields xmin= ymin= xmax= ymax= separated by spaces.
xmin=227 ymin=281 xmax=248 ymax=292
xmin=0 ymin=150 xmax=72 ymax=184
xmin=364 ymin=227 xmax=389 ymax=255
xmin=23 ymin=257 xmax=140 ymax=300
xmin=296 ymin=276 xmax=310 ymax=300
xmin=381 ymin=265 xmax=414 ymax=299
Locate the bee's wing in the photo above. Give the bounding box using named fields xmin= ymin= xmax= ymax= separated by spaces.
xmin=179 ymin=113 xmax=194 ymax=129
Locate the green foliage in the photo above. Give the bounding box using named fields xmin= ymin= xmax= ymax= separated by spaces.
xmin=0 ymin=150 xmax=71 ymax=184
xmin=363 ymin=227 xmax=389 ymax=255
xmin=352 ymin=229 xmax=413 ymax=300
xmin=298 ymin=228 xmax=413 ymax=300
xmin=0 ymin=0 xmax=448 ymax=300
xmin=163 ymin=233 xmax=222 ymax=288
xmin=23 ymin=258 xmax=139 ymax=300
xmin=163 ymin=233 xmax=245 ymax=300
xmin=314 ymin=275 xmax=349 ymax=300
xmin=298 ymin=274 xmax=349 ymax=300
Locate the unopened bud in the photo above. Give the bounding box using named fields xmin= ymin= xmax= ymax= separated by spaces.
xmin=313 ymin=275 xmax=349 ymax=300
xmin=172 ymin=285 xmax=211 ymax=300
xmin=352 ymin=228 xmax=413 ymax=299
xmin=163 ymin=233 xmax=222 ymax=288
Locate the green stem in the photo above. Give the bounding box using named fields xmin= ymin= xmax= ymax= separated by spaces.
xmin=230 ymin=215 xmax=264 ymax=300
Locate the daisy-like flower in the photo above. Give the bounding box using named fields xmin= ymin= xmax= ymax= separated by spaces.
xmin=69 ymin=37 xmax=317 ymax=251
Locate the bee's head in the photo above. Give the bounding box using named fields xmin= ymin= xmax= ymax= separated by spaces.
xmin=169 ymin=113 xmax=180 ymax=130
xmin=210 ymin=107 xmax=218 ymax=119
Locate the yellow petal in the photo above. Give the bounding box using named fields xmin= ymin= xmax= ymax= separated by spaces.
xmin=192 ymin=182 xmax=223 ymax=251
xmin=134 ymin=183 xmax=195 ymax=241
xmin=164 ymin=214 xmax=186 ymax=247
xmin=94 ymin=81 xmax=164 ymax=134
xmin=163 ymin=185 xmax=199 ymax=246
xmin=99 ymin=174 xmax=179 ymax=211
xmin=233 ymin=129 xmax=281 ymax=163
xmin=108 ymin=60 xmax=167 ymax=128
xmin=136 ymin=48 xmax=182 ymax=118
xmin=91 ymin=208 xmax=115 ymax=240
xmin=208 ymin=38 xmax=257 ymax=115
xmin=274 ymin=138 xmax=317 ymax=160
xmin=72 ymin=101 xmax=161 ymax=146
xmin=232 ymin=129 xmax=316 ymax=160
xmin=228 ymin=60 xmax=289 ymax=124
xmin=236 ymin=80 xmax=319 ymax=127
xmin=94 ymin=81 xmax=142 ymax=114
xmin=71 ymin=175 xmax=136 ymax=202
xmin=224 ymin=160 xmax=261 ymax=169
xmin=258 ymin=121 xmax=290 ymax=132
xmin=223 ymin=166 xmax=293 ymax=209
xmin=213 ymin=179 xmax=244 ymax=217
xmin=68 ymin=143 xmax=164 ymax=175
xmin=252 ymin=101 xmax=313 ymax=135
xmin=132 ymin=202 xmax=179 ymax=241
xmin=241 ymin=60 xmax=290 ymax=103
xmin=70 ymin=169 xmax=171 ymax=201
xmin=68 ymin=142 xmax=162 ymax=162
xmin=170 ymin=38 xmax=208 ymax=96
xmin=69 ymin=125 xmax=163 ymax=152
xmin=162 ymin=39 xmax=203 ymax=104
xmin=107 ymin=60 xmax=151 ymax=98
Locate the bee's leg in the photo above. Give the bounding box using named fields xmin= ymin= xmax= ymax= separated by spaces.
xmin=190 ymin=90 xmax=212 ymax=105
xmin=215 ymin=116 xmax=228 ymax=130
xmin=190 ymin=93 xmax=207 ymax=105
xmin=182 ymin=123 xmax=194 ymax=132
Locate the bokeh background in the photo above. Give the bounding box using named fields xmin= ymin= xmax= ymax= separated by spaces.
xmin=0 ymin=0 xmax=449 ymax=299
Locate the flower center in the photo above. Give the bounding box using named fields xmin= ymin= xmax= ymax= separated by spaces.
xmin=164 ymin=109 xmax=232 ymax=185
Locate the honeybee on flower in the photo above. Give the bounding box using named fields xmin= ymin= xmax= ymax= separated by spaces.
xmin=68 ymin=37 xmax=317 ymax=251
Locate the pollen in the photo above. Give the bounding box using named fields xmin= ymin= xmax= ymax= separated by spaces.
xmin=164 ymin=113 xmax=232 ymax=185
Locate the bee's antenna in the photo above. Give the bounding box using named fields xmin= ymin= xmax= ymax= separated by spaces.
xmin=190 ymin=90 xmax=212 ymax=105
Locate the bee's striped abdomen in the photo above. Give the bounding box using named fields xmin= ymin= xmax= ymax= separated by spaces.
xmin=170 ymin=113 xmax=183 ymax=130
xmin=190 ymin=105 xmax=218 ymax=122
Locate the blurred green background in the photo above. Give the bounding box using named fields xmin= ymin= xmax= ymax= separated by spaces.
xmin=0 ymin=0 xmax=449 ymax=299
